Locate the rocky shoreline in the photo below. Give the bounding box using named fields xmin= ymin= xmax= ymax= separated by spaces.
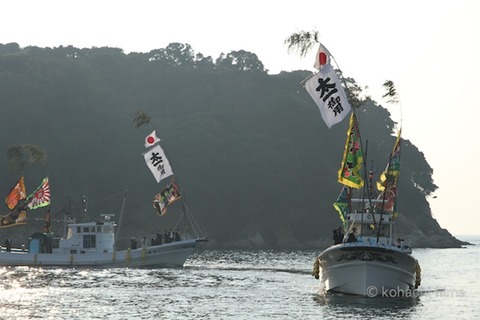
xmin=201 ymin=229 xmax=471 ymax=250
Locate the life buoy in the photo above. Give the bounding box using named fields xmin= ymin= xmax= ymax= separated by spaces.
xmin=312 ymin=258 xmax=320 ymax=279
xmin=415 ymin=261 xmax=421 ymax=288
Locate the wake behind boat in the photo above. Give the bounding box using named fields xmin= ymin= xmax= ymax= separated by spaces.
xmin=305 ymin=42 xmax=420 ymax=297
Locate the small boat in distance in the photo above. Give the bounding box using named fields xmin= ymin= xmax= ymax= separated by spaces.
xmin=0 ymin=215 xmax=207 ymax=268
xmin=0 ymin=129 xmax=207 ymax=268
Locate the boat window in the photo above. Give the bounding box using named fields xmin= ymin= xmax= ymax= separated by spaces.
xmin=379 ymin=225 xmax=390 ymax=237
xmin=52 ymin=238 xmax=60 ymax=249
xmin=96 ymin=226 xmax=102 ymax=233
xmin=83 ymin=227 xmax=89 ymax=233
xmin=362 ymin=224 xmax=376 ymax=236
xmin=83 ymin=235 xmax=96 ymax=248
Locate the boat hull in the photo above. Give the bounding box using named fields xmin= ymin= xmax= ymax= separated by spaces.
xmin=0 ymin=239 xmax=206 ymax=268
xmin=318 ymin=243 xmax=418 ymax=297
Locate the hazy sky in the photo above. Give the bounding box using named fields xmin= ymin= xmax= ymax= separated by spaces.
xmin=2 ymin=0 xmax=479 ymax=235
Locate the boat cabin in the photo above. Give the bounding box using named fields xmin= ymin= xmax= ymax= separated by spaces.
xmin=345 ymin=212 xmax=393 ymax=245
xmin=29 ymin=220 xmax=116 ymax=254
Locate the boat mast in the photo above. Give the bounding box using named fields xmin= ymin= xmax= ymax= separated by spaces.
xmin=376 ymin=152 xmax=393 ymax=243
xmin=114 ymin=190 xmax=128 ymax=249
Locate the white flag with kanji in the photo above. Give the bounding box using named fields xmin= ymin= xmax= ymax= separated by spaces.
xmin=143 ymin=144 xmax=174 ymax=183
xmin=305 ymin=63 xmax=352 ymax=129
xmin=145 ymin=130 xmax=161 ymax=148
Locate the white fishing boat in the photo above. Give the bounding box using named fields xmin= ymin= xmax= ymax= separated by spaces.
xmin=314 ymin=203 xmax=421 ymax=297
xmin=0 ymin=218 xmax=207 ymax=268
xmin=0 ymin=128 xmax=207 ymax=268
xmin=305 ymin=42 xmax=420 ymax=296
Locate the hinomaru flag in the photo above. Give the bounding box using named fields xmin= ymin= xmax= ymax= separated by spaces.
xmin=313 ymin=43 xmax=331 ymax=70
xmin=145 ymin=130 xmax=161 ymax=148
xmin=143 ymin=144 xmax=174 ymax=183
xmin=305 ymin=63 xmax=352 ymax=129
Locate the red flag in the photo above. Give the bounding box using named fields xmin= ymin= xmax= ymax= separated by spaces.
xmin=5 ymin=176 xmax=27 ymax=210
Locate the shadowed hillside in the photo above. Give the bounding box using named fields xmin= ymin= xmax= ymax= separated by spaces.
xmin=0 ymin=42 xmax=463 ymax=249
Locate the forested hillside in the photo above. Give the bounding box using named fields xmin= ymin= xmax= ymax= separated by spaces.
xmin=0 ymin=42 xmax=462 ymax=248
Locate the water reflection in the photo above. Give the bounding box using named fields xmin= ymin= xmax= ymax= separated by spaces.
xmin=313 ymin=291 xmax=419 ymax=319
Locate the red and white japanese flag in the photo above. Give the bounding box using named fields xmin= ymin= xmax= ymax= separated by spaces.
xmin=145 ymin=130 xmax=161 ymax=148
xmin=313 ymin=43 xmax=331 ymax=70
xmin=305 ymin=63 xmax=352 ymax=129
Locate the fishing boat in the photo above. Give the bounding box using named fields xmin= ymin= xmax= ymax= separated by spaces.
xmin=0 ymin=217 xmax=206 ymax=268
xmin=0 ymin=130 xmax=207 ymax=268
xmin=305 ymin=43 xmax=420 ymax=297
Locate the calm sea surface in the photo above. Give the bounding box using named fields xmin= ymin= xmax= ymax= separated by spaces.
xmin=0 ymin=235 xmax=478 ymax=319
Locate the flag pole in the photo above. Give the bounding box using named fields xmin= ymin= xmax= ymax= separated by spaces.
xmin=323 ymin=44 xmax=376 ymax=224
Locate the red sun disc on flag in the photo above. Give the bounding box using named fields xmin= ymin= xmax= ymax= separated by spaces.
xmin=35 ymin=189 xmax=44 ymax=199
xmin=147 ymin=136 xmax=155 ymax=144
xmin=319 ymin=52 xmax=327 ymax=66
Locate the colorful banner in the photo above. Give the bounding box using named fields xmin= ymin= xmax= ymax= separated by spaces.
xmin=5 ymin=176 xmax=27 ymax=210
xmin=305 ymin=63 xmax=352 ymax=129
xmin=0 ymin=209 xmax=27 ymax=228
xmin=152 ymin=180 xmax=181 ymax=216
xmin=338 ymin=113 xmax=364 ymax=189
xmin=376 ymin=129 xmax=402 ymax=213
xmin=333 ymin=186 xmax=348 ymax=223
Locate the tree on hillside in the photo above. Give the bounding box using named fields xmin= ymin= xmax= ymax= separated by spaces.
xmin=215 ymin=50 xmax=265 ymax=72
xmin=6 ymin=144 xmax=47 ymax=172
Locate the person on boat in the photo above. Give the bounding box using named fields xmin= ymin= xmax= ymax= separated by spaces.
xmin=333 ymin=227 xmax=343 ymax=244
xmin=346 ymin=227 xmax=357 ymax=243
xmin=151 ymin=234 xmax=157 ymax=246
xmin=164 ymin=230 xmax=172 ymax=243
xmin=156 ymin=232 xmax=163 ymax=245
xmin=141 ymin=236 xmax=146 ymax=247
xmin=130 ymin=237 xmax=137 ymax=249
xmin=174 ymin=229 xmax=181 ymax=241
xmin=5 ymin=238 xmax=12 ymax=252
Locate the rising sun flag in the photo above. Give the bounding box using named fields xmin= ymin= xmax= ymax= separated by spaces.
xmin=26 ymin=177 xmax=51 ymax=210
xmin=338 ymin=113 xmax=364 ymax=189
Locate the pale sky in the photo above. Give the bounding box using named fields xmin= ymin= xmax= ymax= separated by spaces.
xmin=2 ymin=0 xmax=479 ymax=235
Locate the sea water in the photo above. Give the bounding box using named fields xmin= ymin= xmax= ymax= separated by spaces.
xmin=0 ymin=236 xmax=477 ymax=319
